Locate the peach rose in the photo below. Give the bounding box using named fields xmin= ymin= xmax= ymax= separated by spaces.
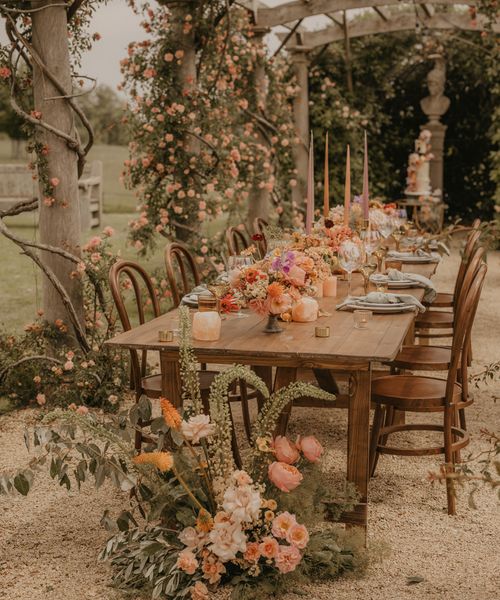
xmin=269 ymin=293 xmax=293 ymax=315
xmin=244 ymin=541 xmax=261 ymax=562
xmin=286 ymin=523 xmax=309 ymax=549
xmin=271 ymin=511 xmax=297 ymax=539
xmin=296 ymin=435 xmax=324 ymax=463
xmin=287 ymin=265 xmax=306 ymax=286
xmin=273 ymin=436 xmax=299 ymax=464
xmin=176 ymin=549 xmax=198 ymax=575
xmin=275 ymin=544 xmax=302 ymax=573
xmin=190 ymin=581 xmax=209 ymax=600
xmin=268 ymin=462 xmax=303 ymax=493
xmin=259 ymin=536 xmax=279 ymax=559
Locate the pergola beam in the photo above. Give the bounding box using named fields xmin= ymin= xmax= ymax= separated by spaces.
xmin=254 ymin=0 xmax=476 ymax=27
xmin=276 ymin=12 xmax=498 ymax=48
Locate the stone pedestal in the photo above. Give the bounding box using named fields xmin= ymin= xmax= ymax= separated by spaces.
xmin=421 ymin=121 xmax=447 ymax=195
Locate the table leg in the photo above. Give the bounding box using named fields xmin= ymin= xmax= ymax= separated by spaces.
xmin=252 ymin=365 xmax=273 ymax=410
xmin=159 ymin=351 xmax=182 ymax=407
xmin=345 ymin=367 xmax=371 ymax=535
xmin=273 ymin=367 xmax=298 ymax=436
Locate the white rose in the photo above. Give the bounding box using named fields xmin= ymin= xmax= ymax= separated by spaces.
xmin=222 ymin=485 xmax=261 ymax=524
xmin=179 ymin=526 xmax=202 ymax=549
xmin=208 ymin=519 xmax=247 ymax=561
xmin=181 ymin=414 xmax=216 ymax=444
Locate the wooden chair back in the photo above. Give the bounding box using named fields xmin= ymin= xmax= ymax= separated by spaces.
xmin=165 ymin=242 xmax=200 ymax=307
xmin=452 ymin=229 xmax=481 ymax=305
xmin=226 ymin=226 xmax=250 ymax=256
xmin=447 ymin=263 xmax=487 ymax=405
xmin=471 ymin=218 xmax=481 ymax=230
xmin=253 ymin=217 xmax=268 ymax=256
xmin=109 ymin=260 xmax=161 ymax=390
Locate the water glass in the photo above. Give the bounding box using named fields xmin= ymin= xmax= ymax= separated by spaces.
xmin=338 ymin=239 xmax=365 ymax=297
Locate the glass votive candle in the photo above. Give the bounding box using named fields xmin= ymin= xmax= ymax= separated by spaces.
xmin=198 ymin=294 xmax=218 ymax=312
xmin=385 ymin=259 xmax=403 ymax=271
xmin=353 ymin=310 xmax=372 ymax=329
xmin=192 ymin=310 xmax=221 ymax=341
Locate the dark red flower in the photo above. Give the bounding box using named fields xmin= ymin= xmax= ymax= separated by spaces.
xmin=252 ymin=233 xmax=264 ymax=241
xmin=324 ymin=219 xmax=334 ymax=229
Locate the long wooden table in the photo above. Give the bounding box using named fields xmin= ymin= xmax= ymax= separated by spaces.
xmin=105 ymin=262 xmax=438 ymax=534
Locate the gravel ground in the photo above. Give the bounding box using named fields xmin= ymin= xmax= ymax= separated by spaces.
xmin=1 ymin=248 xmax=499 ymax=600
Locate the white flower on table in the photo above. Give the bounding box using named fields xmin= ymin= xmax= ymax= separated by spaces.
xmin=181 ymin=414 xmax=216 ymax=444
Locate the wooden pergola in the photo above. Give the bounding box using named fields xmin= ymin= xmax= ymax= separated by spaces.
xmin=244 ymin=0 xmax=500 ymax=206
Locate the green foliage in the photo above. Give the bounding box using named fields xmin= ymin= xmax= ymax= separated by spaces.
xmin=310 ymin=30 xmax=499 ymax=222
xmin=77 ymin=84 xmax=128 ymax=146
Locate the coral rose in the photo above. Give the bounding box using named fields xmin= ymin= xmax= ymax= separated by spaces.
xmin=268 ymin=462 xmax=303 ymax=493
xmin=296 ymin=435 xmax=324 ymax=463
xmin=271 ymin=511 xmax=297 ymax=539
xmin=190 ymin=581 xmax=209 ymax=600
xmin=176 ymin=549 xmax=198 ymax=575
xmin=275 ymin=544 xmax=302 ymax=573
xmin=259 ymin=536 xmax=279 ymax=559
xmin=286 ymin=523 xmax=309 ymax=549
xmin=273 ymin=436 xmax=299 ymax=464
xmin=269 ymin=292 xmax=292 ymax=316
xmin=243 ymin=541 xmax=261 ymax=562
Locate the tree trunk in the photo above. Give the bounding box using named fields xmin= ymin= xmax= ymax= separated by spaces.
xmin=31 ymin=0 xmax=84 ymax=338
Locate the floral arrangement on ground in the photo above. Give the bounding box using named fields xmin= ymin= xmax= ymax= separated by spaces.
xmin=1 ymin=306 xmax=368 ymax=599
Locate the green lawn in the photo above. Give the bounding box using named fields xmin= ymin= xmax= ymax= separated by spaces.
xmin=0 ymin=136 xmax=136 ymax=213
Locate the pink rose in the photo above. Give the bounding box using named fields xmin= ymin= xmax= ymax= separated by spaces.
xmin=286 ymin=523 xmax=309 ymax=549
xmin=190 ymin=581 xmax=209 ymax=600
xmin=36 ymin=393 xmax=46 ymax=406
xmin=259 ymin=536 xmax=279 ymax=558
xmin=275 ymin=544 xmax=302 ymax=573
xmin=287 ymin=265 xmax=306 ymax=286
xmin=268 ymin=462 xmax=303 ymax=493
xmin=244 ymin=542 xmax=261 ymax=562
xmin=271 ymin=512 xmax=296 ymax=539
xmin=273 ymin=436 xmax=299 ymax=464
xmin=76 ymin=405 xmax=89 ymax=415
xmin=296 ymin=435 xmax=324 ymax=463
xmin=176 ymin=549 xmax=198 ymax=575
xmin=269 ymin=293 xmax=293 ymax=316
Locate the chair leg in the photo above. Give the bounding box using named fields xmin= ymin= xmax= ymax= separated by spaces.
xmin=444 ymin=406 xmax=456 ymax=515
xmin=369 ymin=404 xmax=385 ymax=477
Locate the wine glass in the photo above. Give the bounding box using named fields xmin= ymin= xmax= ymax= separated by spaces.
xmin=338 ymin=239 xmax=365 ymax=298
xmin=227 ymin=256 xmax=253 ymax=318
xmin=378 ymin=214 xmax=394 ymax=241
xmin=360 ymin=228 xmax=381 ymax=257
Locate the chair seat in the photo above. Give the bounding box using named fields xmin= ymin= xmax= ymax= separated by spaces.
xmin=415 ymin=310 xmax=454 ymax=329
xmin=372 ymin=374 xmax=462 ymax=409
xmin=424 ymin=291 xmax=454 ymax=308
xmin=141 ymin=370 xmax=219 ymax=399
xmin=388 ymin=345 xmax=451 ymax=371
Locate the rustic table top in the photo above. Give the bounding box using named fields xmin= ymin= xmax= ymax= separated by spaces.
xmin=105 ymin=263 xmax=438 ymax=367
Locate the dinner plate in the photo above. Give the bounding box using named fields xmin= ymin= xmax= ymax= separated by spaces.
xmin=386 ymin=281 xmax=416 ymax=289
xmin=356 ymin=300 xmax=406 ymax=308
xmin=344 ymin=304 xmax=414 ymax=314
xmin=396 ymin=256 xmax=437 ymax=264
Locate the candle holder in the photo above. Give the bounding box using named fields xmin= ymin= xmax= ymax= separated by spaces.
xmin=392 ymin=229 xmax=403 ymax=251
xmin=158 ymin=330 xmax=174 ymax=342
xmin=358 ymin=263 xmax=377 ymax=294
xmin=315 ymin=325 xmax=330 ymax=338
xmin=373 ymin=247 xmax=386 ymax=273
xmin=353 ymin=310 xmax=372 ymax=329
xmin=263 ymin=313 xmax=283 ymax=334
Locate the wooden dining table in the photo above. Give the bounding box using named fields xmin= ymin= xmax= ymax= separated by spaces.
xmin=105 ymin=261 xmax=439 ymax=535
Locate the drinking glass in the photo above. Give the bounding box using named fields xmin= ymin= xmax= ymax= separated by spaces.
xmin=379 ymin=214 xmax=395 ymax=240
xmin=360 ymin=228 xmax=381 ymax=257
xmin=227 ymin=256 xmax=253 ymax=318
xmin=338 ymin=238 xmax=365 ymax=297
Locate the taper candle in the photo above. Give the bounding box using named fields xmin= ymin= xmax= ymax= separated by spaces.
xmin=362 ymin=130 xmax=369 ymax=221
xmin=343 ymin=144 xmax=351 ymax=226
xmin=306 ymin=132 xmax=314 ymax=234
xmin=323 ymin=131 xmax=329 ymax=218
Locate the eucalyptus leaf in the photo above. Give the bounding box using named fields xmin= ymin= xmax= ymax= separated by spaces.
xmin=14 ymin=473 xmax=30 ymax=496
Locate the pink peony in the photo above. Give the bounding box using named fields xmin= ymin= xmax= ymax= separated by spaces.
xmin=275 ymin=544 xmax=302 ymax=573
xmin=269 ymin=292 xmax=293 ymax=316
xmin=268 ymin=462 xmax=303 ymax=493
xmin=286 ymin=523 xmax=309 ymax=549
xmin=271 ymin=511 xmax=297 ymax=539
xmin=176 ymin=549 xmax=198 ymax=575
xmin=296 ymin=435 xmax=324 ymax=463
xmin=287 ymin=265 xmax=306 ymax=287
xmin=273 ymin=436 xmax=299 ymax=464
xmin=259 ymin=536 xmax=279 ymax=559
xmin=201 ymin=553 xmax=225 ymax=584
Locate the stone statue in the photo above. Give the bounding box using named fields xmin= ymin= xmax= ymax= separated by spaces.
xmin=420 ymin=55 xmax=450 ymax=124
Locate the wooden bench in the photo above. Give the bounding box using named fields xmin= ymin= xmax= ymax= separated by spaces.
xmin=0 ymin=161 xmax=103 ymax=229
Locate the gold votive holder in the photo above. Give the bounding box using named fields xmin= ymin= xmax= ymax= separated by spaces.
xmin=198 ymin=294 xmax=217 ymax=312
xmin=158 ymin=330 xmax=174 ymax=342
xmin=315 ymin=325 xmax=330 ymax=338
xmin=353 ymin=310 xmax=372 ymax=329
xmin=385 ymin=259 xmax=403 ymax=271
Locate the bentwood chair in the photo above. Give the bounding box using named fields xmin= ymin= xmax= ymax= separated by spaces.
xmin=415 ymin=228 xmax=482 ymax=340
xmin=164 ymin=242 xmax=255 ymax=445
xmin=109 ymin=260 xmax=220 ymax=452
xmin=226 ymin=226 xmax=250 ymax=256
xmin=369 ymin=263 xmax=487 ymax=515
xmin=253 ymin=217 xmax=268 ymax=256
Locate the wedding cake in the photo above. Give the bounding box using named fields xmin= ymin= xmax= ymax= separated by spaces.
xmin=405 ymin=129 xmax=433 ymax=195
